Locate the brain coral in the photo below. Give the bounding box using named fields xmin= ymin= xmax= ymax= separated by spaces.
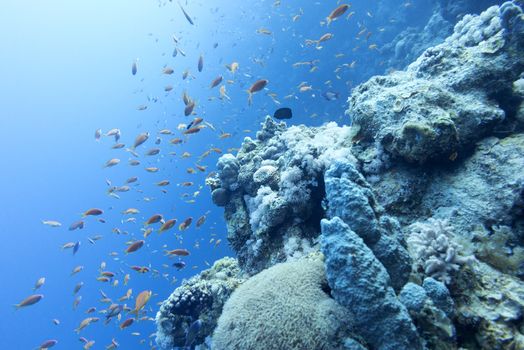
xmin=212 ymin=256 xmax=359 ymax=350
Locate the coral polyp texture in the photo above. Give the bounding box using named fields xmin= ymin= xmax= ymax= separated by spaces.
xmin=157 ymin=2 xmax=524 ymax=350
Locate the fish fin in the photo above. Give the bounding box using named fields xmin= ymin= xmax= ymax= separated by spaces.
xmin=247 ymin=91 xmax=252 ymax=106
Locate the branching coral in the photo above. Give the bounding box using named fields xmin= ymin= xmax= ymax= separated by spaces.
xmin=408 ymin=218 xmax=474 ymax=284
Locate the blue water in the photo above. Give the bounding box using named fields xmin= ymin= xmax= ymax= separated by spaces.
xmin=0 ymin=0 xmax=463 ymax=348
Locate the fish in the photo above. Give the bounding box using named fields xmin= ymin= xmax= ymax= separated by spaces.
xmin=82 ymin=208 xmax=103 ymax=217
xmin=159 ymin=219 xmax=177 ymax=233
xmin=256 ymin=28 xmax=272 ymax=35
xmin=130 ymin=266 xmax=150 ymax=273
xmin=273 ymin=107 xmax=292 ymax=120
xmin=33 ymin=277 xmax=45 ymax=291
xmin=172 ymin=261 xmax=186 ymax=270
xmin=326 ymin=4 xmax=350 ymax=25
xmin=184 ymin=320 xmax=203 ymax=348
xmin=37 ymin=340 xmax=58 ymax=349
xmin=52 ymin=319 xmax=60 ymax=325
xmin=145 ymin=167 xmax=159 ymax=173
xmin=184 ymin=101 xmax=196 ymax=116
xmin=145 ymin=214 xmax=163 ymax=226
xmin=119 ymin=318 xmax=134 ymax=330
xmin=74 ymin=282 xmax=84 ymax=294
xmin=42 ymin=220 xmax=61 ymax=227
xmin=126 ymin=176 xmax=138 ymax=184
xmin=225 ymin=62 xmax=239 ymax=73
xmin=69 ymin=220 xmax=85 ymax=231
xmin=305 ymin=33 xmax=334 ymax=48
xmin=219 ymin=132 xmax=232 ymax=139
xmin=178 ymin=2 xmax=194 ymax=25
xmin=322 ymin=91 xmax=339 ymax=101
xmin=164 ymin=85 xmax=173 ymax=92
xmin=71 ymin=265 xmax=84 ymax=276
xmin=133 ymin=132 xmax=150 ymax=149
xmin=165 ymin=248 xmax=190 ymax=257
xmin=111 ymin=143 xmax=125 ymax=149
xmin=247 ymin=79 xmax=268 ymax=105
xmin=129 ymin=159 xmax=140 ymax=166
xmin=104 ymin=158 xmax=120 ymax=168
xmin=162 ymin=67 xmax=174 ymax=75
xmin=73 ymin=241 xmax=81 ymax=255
xmin=136 ymin=104 xmax=147 ymax=111
xmin=156 ymin=180 xmax=170 ymax=187
xmin=73 ymin=296 xmax=82 ymax=309
xmin=125 ymin=240 xmax=145 ymax=254
xmin=83 ymin=340 xmax=95 ymax=350
xmin=197 ymin=55 xmax=203 ymax=72
xmin=131 ymin=59 xmax=138 ymax=75
xmin=210 ymin=75 xmax=223 ymax=88
xmin=106 ymin=339 xmax=119 ymax=350
xmin=187 ymin=117 xmax=203 ymax=129
xmin=219 ymin=85 xmax=231 ymax=100
xmin=131 ymin=290 xmax=152 ymax=317
xmin=145 ymin=148 xmax=160 ymax=156
xmin=170 ymin=138 xmax=183 ymax=145
xmin=95 ymin=128 xmax=102 ymax=141
xmin=14 ymin=294 xmax=43 ymax=309
xmin=195 ymin=215 xmax=206 ymax=227
xmin=184 ymin=126 xmax=203 ymax=135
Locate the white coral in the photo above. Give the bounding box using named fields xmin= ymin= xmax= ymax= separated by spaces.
xmin=408 ymin=218 xmax=474 ymax=284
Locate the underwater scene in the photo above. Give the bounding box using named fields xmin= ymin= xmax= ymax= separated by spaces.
xmin=2 ymin=0 xmax=524 ymax=349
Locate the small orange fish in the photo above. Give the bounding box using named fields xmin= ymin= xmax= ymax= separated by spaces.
xmin=210 ymin=76 xmax=223 ymax=89
xmin=170 ymin=138 xmax=183 ymax=145
xmin=14 ymin=294 xmax=44 ymax=309
xmin=165 ymin=248 xmax=190 ymax=256
xmin=178 ymin=217 xmax=193 ymax=231
xmin=184 ymin=126 xmax=203 ymax=135
xmin=145 ymin=214 xmax=163 ymax=225
xmin=181 ymin=182 xmax=193 ymax=187
xmin=159 ymin=219 xmax=177 ymax=233
xmin=119 ymin=318 xmax=134 ymax=330
xmin=125 ymin=240 xmax=145 ymax=254
xmin=326 ymin=4 xmax=350 ymax=25
xmin=195 ymin=215 xmax=206 ymax=228
xmin=82 ymin=208 xmax=103 ymax=217
xmin=247 ymin=79 xmax=268 ymax=105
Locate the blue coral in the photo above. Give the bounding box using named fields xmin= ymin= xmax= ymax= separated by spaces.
xmin=321 ymin=217 xmax=422 ymax=350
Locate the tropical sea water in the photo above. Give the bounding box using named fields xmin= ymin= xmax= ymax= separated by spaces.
xmin=0 ymin=0 xmax=509 ymax=349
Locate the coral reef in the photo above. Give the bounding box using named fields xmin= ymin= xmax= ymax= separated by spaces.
xmin=349 ymin=2 xmax=524 ymax=164
xmin=323 ymin=159 xmax=412 ymax=290
xmin=207 ymin=118 xmax=354 ymax=275
xmin=212 ymin=255 xmax=360 ymax=350
xmin=321 ymin=217 xmax=422 ymax=350
xmin=156 ymin=3 xmax=524 ymax=350
xmin=155 ymin=257 xmax=243 ymax=349
xmin=399 ymin=279 xmax=456 ymax=349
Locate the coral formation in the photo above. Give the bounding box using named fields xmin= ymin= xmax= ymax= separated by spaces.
xmin=212 ymin=255 xmax=359 ymax=350
xmin=155 ymin=257 xmax=243 ymax=349
xmin=349 ymin=2 xmax=524 ymax=164
xmin=408 ymin=218 xmax=475 ymax=284
xmin=156 ymin=3 xmax=524 ymax=350
xmin=321 ymin=217 xmax=422 ymax=350
xmin=324 ymin=160 xmax=412 ymax=290
xmin=208 ymin=118 xmax=353 ymax=275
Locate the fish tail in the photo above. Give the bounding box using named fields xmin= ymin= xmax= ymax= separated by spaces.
xmin=326 ymin=17 xmax=332 ymax=26
xmin=247 ymin=91 xmax=252 ymax=106
xmin=13 ymin=304 xmax=20 ymax=310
